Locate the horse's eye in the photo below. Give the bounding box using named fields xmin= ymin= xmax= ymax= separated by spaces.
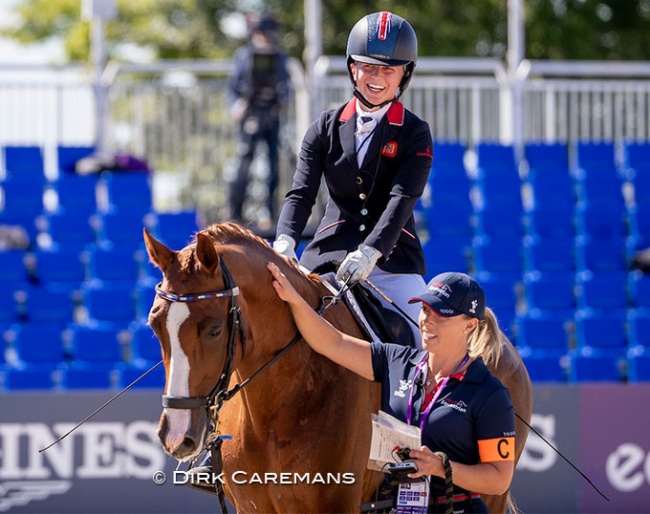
xmin=207 ymin=324 xmax=223 ymax=338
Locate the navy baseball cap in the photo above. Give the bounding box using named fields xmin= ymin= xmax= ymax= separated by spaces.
xmin=408 ymin=272 xmax=485 ymax=320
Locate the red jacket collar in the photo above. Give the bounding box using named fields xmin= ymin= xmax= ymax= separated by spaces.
xmin=339 ymin=98 xmax=405 ymax=126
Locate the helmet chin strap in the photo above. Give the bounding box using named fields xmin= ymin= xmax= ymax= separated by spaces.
xmin=353 ymin=89 xmax=396 ymax=110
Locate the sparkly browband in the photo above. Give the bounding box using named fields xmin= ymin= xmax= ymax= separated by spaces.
xmin=155 ymin=283 xmax=240 ymax=303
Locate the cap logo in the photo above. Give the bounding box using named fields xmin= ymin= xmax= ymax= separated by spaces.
xmin=429 ymin=281 xmax=452 ymax=298
xmin=377 ymin=12 xmax=391 ymax=41
xmin=469 ymin=299 xmax=478 ymax=314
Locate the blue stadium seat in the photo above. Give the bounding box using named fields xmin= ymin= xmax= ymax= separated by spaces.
xmin=57 ymin=145 xmax=95 ymax=173
xmin=69 ymin=323 xmax=124 ymax=363
xmin=81 ymin=283 xmax=136 ymax=324
xmin=148 ymin=211 xmax=200 ymax=250
xmin=10 ymin=323 xmax=66 ymax=364
xmin=514 ymin=309 xmax=571 ymax=355
xmin=472 ymin=237 xmax=523 ymax=274
xmin=0 ymin=178 xmax=44 ymax=237
xmin=52 ymin=173 xmax=99 ymax=215
xmin=520 ymin=353 xmax=566 ymax=383
xmin=526 ymin=168 xmax=575 ymax=210
xmin=133 ymin=279 xmax=157 ymax=321
xmin=129 ymin=322 xmax=162 ymax=365
xmin=95 ymin=210 xmax=148 ymax=246
xmin=522 ymin=236 xmax=575 ymax=273
xmin=425 ymin=202 xmax=474 ymax=239
xmin=474 ymin=169 xmax=523 ymax=210
xmin=0 ymin=250 xmax=29 ymax=284
xmin=422 ymin=237 xmax=471 ymax=277
xmin=474 ymin=271 xmax=519 ymax=312
xmin=523 ymin=204 xmax=575 ymax=239
xmin=3 ymin=366 xmax=57 ymax=390
xmin=23 ymin=287 xmax=76 ymax=325
xmin=2 ymin=145 xmax=45 ymax=182
xmin=628 ymin=271 xmax=650 ymax=309
xmin=575 ymin=141 xmax=618 ymax=172
xmin=101 ymin=171 xmax=152 ymax=213
xmin=575 ymin=270 xmax=628 ymax=310
xmin=474 ymin=205 xmax=523 ymax=239
xmin=574 ymin=308 xmax=628 ymax=352
xmin=627 ymin=309 xmax=650 ymax=350
xmin=432 ymin=142 xmax=467 ymax=170
xmin=575 ymin=235 xmax=627 ymax=272
xmin=473 ymin=271 xmax=519 ymax=336
xmin=630 ymin=170 xmax=650 ymax=206
xmin=39 ymin=211 xmax=96 ymax=250
xmin=569 ymin=352 xmax=625 ymax=383
xmin=577 ymin=173 xmax=626 ymax=208
xmin=525 ymin=142 xmax=570 ymax=174
xmin=0 ymin=289 xmax=18 ymax=324
xmin=85 ymin=244 xmax=141 ymax=283
xmin=628 ymin=352 xmax=650 ymax=382
xmin=118 ymin=363 xmax=165 ymax=389
xmin=33 ymin=248 xmax=86 ymax=288
xmin=476 ymin=143 xmax=518 ymax=173
xmin=574 ymin=202 xmax=627 ymax=239
xmin=628 ymin=202 xmax=650 ymax=246
xmin=60 ymin=363 xmax=116 ymax=389
xmin=623 ymin=142 xmax=650 ymax=174
xmin=523 ymin=271 xmax=575 ymax=311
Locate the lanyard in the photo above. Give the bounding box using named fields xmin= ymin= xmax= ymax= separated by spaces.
xmin=406 ymin=353 xmax=469 ymax=431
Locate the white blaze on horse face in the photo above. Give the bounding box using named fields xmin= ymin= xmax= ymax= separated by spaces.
xmin=165 ymin=302 xmax=192 ymax=446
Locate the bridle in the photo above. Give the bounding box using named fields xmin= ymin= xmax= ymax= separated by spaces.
xmin=157 ymin=255 xmax=245 ymax=420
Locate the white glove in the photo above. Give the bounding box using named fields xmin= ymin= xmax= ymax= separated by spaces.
xmin=273 ymin=234 xmax=298 ymax=262
xmin=336 ymin=244 xmax=381 ymax=283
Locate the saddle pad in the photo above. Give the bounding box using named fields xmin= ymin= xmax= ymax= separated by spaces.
xmin=319 ymin=272 xmax=382 ymax=343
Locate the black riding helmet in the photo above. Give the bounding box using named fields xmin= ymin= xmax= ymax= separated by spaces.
xmin=346 ymin=11 xmax=418 ymax=108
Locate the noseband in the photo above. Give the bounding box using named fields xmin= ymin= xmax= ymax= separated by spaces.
xmin=156 ymin=255 xmax=246 ymax=417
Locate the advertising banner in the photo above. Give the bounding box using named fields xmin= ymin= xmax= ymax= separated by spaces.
xmin=579 ymin=385 xmax=650 ymax=513
xmin=1 ymin=384 xmax=649 ymax=513
xmin=0 ymin=391 xmax=217 ymax=513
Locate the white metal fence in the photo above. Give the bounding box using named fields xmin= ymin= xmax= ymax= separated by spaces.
xmin=2 ymin=58 xmax=650 ymax=215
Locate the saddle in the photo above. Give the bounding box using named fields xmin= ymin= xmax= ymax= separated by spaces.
xmin=319 ymin=273 xmax=415 ymax=348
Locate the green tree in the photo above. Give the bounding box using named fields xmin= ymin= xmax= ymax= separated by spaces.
xmin=3 ymin=0 xmax=650 ymax=62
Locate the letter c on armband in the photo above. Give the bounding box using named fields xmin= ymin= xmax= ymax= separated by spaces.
xmin=478 ymin=437 xmax=515 ymax=462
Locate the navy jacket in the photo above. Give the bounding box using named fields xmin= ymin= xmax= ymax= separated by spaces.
xmin=276 ymin=98 xmax=433 ymax=275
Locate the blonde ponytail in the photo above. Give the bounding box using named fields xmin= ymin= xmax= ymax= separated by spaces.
xmin=466 ymin=307 xmax=502 ymax=367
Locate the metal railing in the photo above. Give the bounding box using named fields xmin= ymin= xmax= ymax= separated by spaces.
xmin=2 ymin=58 xmax=650 ymax=215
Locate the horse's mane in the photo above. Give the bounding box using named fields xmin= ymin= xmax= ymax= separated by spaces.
xmin=192 ymin=222 xmax=303 ymax=274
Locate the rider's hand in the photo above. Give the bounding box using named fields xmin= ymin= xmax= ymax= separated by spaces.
xmin=336 ymin=244 xmax=381 ymax=283
xmin=273 ymin=234 xmax=298 ymax=262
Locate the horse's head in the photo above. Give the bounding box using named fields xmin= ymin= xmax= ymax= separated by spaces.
xmin=143 ymin=226 xmax=247 ymax=461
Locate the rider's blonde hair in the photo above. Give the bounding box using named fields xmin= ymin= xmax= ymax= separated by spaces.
xmin=465 ymin=306 xmax=502 ymax=367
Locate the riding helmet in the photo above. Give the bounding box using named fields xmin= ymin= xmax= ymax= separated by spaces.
xmin=346 ymin=11 xmax=418 ymax=96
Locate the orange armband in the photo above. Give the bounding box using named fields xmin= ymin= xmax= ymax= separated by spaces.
xmin=478 ymin=437 xmax=515 ymax=462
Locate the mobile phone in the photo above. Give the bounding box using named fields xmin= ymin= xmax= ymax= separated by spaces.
xmin=387 ymin=462 xmax=418 ymax=475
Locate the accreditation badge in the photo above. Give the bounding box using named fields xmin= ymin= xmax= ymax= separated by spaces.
xmin=396 ymin=480 xmax=429 ymax=514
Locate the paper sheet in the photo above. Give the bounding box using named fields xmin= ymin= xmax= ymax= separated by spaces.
xmin=368 ymin=411 xmax=421 ymax=472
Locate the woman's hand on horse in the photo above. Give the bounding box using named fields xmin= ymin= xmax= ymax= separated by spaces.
xmin=268 ymin=262 xmax=301 ymax=305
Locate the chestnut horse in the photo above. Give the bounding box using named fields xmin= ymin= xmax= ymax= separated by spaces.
xmin=144 ymin=222 xmax=532 ymax=513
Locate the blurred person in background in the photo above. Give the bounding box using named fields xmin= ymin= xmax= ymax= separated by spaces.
xmin=227 ymin=13 xmax=291 ymax=229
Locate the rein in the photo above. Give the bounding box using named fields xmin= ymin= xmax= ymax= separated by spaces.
xmin=155 ymin=259 xmax=353 ymax=511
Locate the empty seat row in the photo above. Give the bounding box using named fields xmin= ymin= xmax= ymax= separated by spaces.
xmin=0 ymin=320 xmax=164 ymax=390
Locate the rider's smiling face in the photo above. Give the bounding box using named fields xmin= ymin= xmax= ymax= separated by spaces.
xmin=350 ymin=62 xmax=404 ymax=110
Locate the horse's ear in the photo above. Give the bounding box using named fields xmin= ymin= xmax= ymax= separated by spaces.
xmin=195 ymin=232 xmax=220 ymax=274
xmin=143 ymin=228 xmax=175 ymax=271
